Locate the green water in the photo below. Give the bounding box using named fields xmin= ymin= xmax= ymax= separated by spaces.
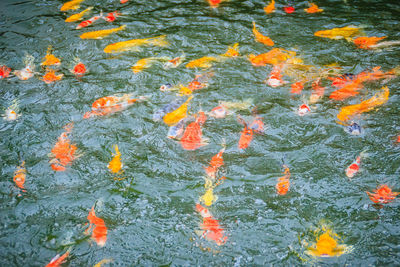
xmin=1 ymin=0 xmax=400 ymax=265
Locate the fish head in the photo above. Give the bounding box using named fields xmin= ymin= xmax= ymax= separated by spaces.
xmin=159 ymin=83 xmax=172 ymax=91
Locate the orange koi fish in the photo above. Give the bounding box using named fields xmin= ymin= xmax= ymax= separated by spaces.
xmin=70 ymin=60 xmax=87 ymax=77
xmin=108 ymin=145 xmax=123 ymax=174
xmin=264 ymin=0 xmax=275 ymax=14
xmin=353 ymin=36 xmax=386 ymax=49
xmin=45 ymin=248 xmax=71 ymax=267
xmin=196 ymin=204 xmax=227 ymax=246
xmin=121 ymin=0 xmax=129 ymax=3
xmin=252 ymin=22 xmax=274 ymax=46
xmin=83 ymin=94 xmax=147 ymax=119
xmin=65 ymin=7 xmax=93 ymax=22
xmin=49 ymin=123 xmax=77 ymax=171
xmin=188 ymin=71 xmax=214 ymax=91
xmin=248 ymin=48 xmax=295 ymax=67
xmin=180 ymin=111 xmax=208 ymax=150
xmin=60 ymin=0 xmax=85 ymax=11
xmin=290 ymin=81 xmax=305 ymax=94
xmin=366 ymin=184 xmax=399 ymax=204
xmin=283 ymin=6 xmax=295 ymax=13
xmin=306 ymin=228 xmax=350 ymax=257
xmin=42 ymin=69 xmax=63 ymax=84
xmin=266 ymin=65 xmax=286 ymax=87
xmin=337 ymin=86 xmax=389 ymax=122
xmin=238 ymin=116 xmax=264 ymax=149
xmin=0 ymin=65 xmax=11 ymax=79
xmin=76 ymin=13 xmax=104 ymax=29
xmin=304 ymin=3 xmax=323 ymax=13
xmin=309 ymin=78 xmax=325 ymax=103
xmin=204 ymin=145 xmax=225 ymax=178
xmin=13 ymin=161 xmax=26 ymax=190
xmin=207 ymin=0 xmax=228 ymax=8
xmin=103 ymin=35 xmax=169 ymax=53
xmin=276 ymin=165 xmax=290 ymax=195
xmin=85 ymin=206 xmax=107 ymax=247
xmin=345 ymin=151 xmax=367 ymax=178
xmin=42 ymin=46 xmax=61 ymax=67
xmin=220 ymin=43 xmax=240 ymax=58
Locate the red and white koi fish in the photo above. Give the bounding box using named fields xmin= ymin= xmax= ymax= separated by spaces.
xmin=180 ymin=111 xmax=208 ymax=150
xmin=297 ymin=104 xmax=311 ymax=116
xmin=237 ymin=116 xmax=264 ymax=149
xmin=345 ymin=151 xmax=367 ymax=178
xmin=76 ymin=13 xmax=104 ymax=29
xmin=266 ymin=65 xmax=286 ymax=87
xmin=195 ymin=204 xmax=227 ymax=246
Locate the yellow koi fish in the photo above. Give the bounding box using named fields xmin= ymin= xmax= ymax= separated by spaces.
xmin=132 ymin=57 xmax=170 ymax=73
xmin=103 ymin=35 xmax=169 ymax=53
xmin=65 ymin=7 xmax=93 ymax=22
xmin=41 ymin=46 xmax=61 ymax=66
xmin=108 ymin=145 xmax=122 ymax=174
xmin=93 ymin=259 xmax=113 ymax=267
xmin=252 ymin=22 xmax=274 ymax=46
xmin=306 ymin=227 xmax=351 ymax=257
xmin=163 ymin=95 xmax=193 ymax=126
xmin=337 ymin=86 xmax=389 ymax=122
xmin=186 ymin=56 xmax=220 ymax=68
xmin=220 ymin=43 xmax=240 ymax=57
xmin=60 ymin=0 xmax=85 ymax=11
xmin=80 ymin=25 xmax=127 ymax=40
xmin=314 ymin=25 xmax=364 ymax=42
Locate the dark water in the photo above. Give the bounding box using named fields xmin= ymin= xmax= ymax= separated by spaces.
xmin=1 ymin=0 xmax=400 ymax=265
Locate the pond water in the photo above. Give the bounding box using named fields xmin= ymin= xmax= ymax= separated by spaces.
xmin=1 ymin=0 xmax=400 ymax=265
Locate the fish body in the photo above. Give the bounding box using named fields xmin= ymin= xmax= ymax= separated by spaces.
xmin=283 ymin=6 xmax=295 ymax=13
xmin=104 ymin=11 xmax=121 ymax=22
xmin=163 ymin=95 xmax=193 ymax=126
xmin=290 ymin=81 xmax=305 ymax=94
xmin=276 ymin=165 xmax=290 ymax=195
xmin=252 ymin=22 xmax=274 ymax=46
xmin=266 ymin=66 xmax=286 ymax=87
xmin=314 ymin=26 xmax=363 ymax=41
xmin=104 ymin=35 xmax=169 ymax=53
xmin=306 ymin=229 xmax=349 ymax=257
xmin=60 ymin=0 xmax=85 ymax=11
xmin=366 ymin=184 xmax=399 ymax=204
xmin=219 ymin=99 xmax=252 ymax=110
xmin=65 ymin=7 xmax=93 ymax=22
xmin=159 ymin=83 xmax=174 ymax=92
xmin=345 ymin=155 xmax=362 ymax=178
xmin=14 ymin=65 xmax=34 ymax=80
xmin=167 ymin=118 xmax=187 ymax=139
xmin=45 ymin=249 xmax=71 ymax=267
xmin=186 ymin=56 xmax=220 ymax=69
xmin=4 ymin=101 xmax=20 ymax=121
xmin=188 ymin=72 xmax=214 ymax=91
xmin=196 ymin=204 xmax=227 ymax=245
xmin=70 ymin=62 xmax=87 ymax=77
xmin=264 ymin=0 xmax=275 ymax=14
xmin=337 ymin=86 xmax=389 ymax=122
xmin=368 ymin=40 xmax=400 ymax=49
xmin=76 ymin=14 xmax=104 ymax=29
xmin=207 ymin=0 xmax=228 ymax=8
xmin=108 ymin=145 xmax=122 ymax=174
xmin=353 ymin=36 xmax=386 ymax=49
xmin=298 ymin=104 xmax=311 ymax=116
xmin=131 ymin=56 xmax=169 ymax=73
xmin=249 ymin=48 xmax=295 ymax=66
xmin=238 ymin=116 xmax=263 ymax=149
xmin=80 ymin=25 xmax=126 ymax=39
xmin=49 ymin=123 xmax=77 ymax=171
xmin=84 ymin=94 xmax=146 ymax=119
xmin=13 ymin=161 xmax=26 ymax=190
xmin=42 ymin=69 xmax=63 ymax=84
xmin=153 ymin=98 xmax=186 ymax=121
xmin=42 ymin=46 xmax=61 ymax=66
xmin=86 ymin=206 xmax=107 ymax=247
xmin=180 ymin=112 xmax=208 ymax=150
xmin=220 ymin=43 xmax=240 ymax=57
xmin=200 ymin=188 xmax=217 ymax=206
xmin=0 ymin=65 xmax=11 ymax=79
xmin=205 ymin=146 xmax=225 ymax=178
xmin=304 ymin=3 xmax=323 ymax=13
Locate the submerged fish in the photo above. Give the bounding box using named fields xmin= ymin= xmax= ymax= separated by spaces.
xmin=204 ymin=145 xmax=225 ymax=178
xmin=180 ymin=111 xmax=208 ymax=150
xmin=304 ymin=3 xmax=323 ymax=13
xmin=248 ymin=48 xmax=295 ymax=66
xmin=163 ymin=95 xmax=193 ymax=126
xmin=276 ymin=165 xmax=290 ymax=195
xmin=238 ymin=116 xmax=264 ymax=149
xmin=345 ymin=151 xmax=367 ymax=178
xmin=196 ymin=204 xmax=227 ymax=246
xmin=337 ymin=86 xmax=389 ymax=122
xmin=41 ymin=46 xmax=61 ymax=67
xmin=353 ymin=36 xmax=386 ymax=49
xmin=80 ymin=25 xmax=127 ymax=39
xmin=103 ymin=35 xmax=169 ymax=53
xmin=76 ymin=13 xmax=104 ymax=29
xmin=93 ymin=259 xmax=114 ymax=267
xmin=314 ymin=25 xmax=363 ymax=42
xmin=70 ymin=59 xmax=87 ymax=77
xmin=85 ymin=206 xmax=107 ymax=247
xmin=186 ymin=56 xmax=220 ymax=69
xmin=65 ymin=6 xmax=93 ymax=22
xmin=49 ymin=123 xmax=78 ymax=171
xmin=132 ymin=56 xmax=170 ymax=73
xmin=45 ymin=248 xmax=71 ymax=267
xmin=14 ymin=54 xmax=35 ymax=81
xmin=200 ymin=187 xmax=217 ymax=206
xmin=220 ymin=43 xmax=240 ymax=58
xmin=0 ymin=65 xmax=11 ymax=79
xmin=164 ymin=54 xmax=186 ymax=69
xmin=108 ymin=145 xmax=123 ymax=174
xmin=366 ymin=184 xmax=399 ymax=204
xmin=264 ymin=0 xmax=275 ymax=14
xmin=3 ymin=100 xmax=21 ymax=121
xmin=346 ymin=122 xmax=361 ymax=135
xmin=252 ymin=21 xmax=274 ymax=46
xmin=42 ymin=69 xmax=64 ymax=84
xmin=306 ymin=227 xmax=350 ymax=257
xmin=60 ymin=0 xmax=85 ymax=11
xmin=13 ymin=161 xmax=26 ymax=190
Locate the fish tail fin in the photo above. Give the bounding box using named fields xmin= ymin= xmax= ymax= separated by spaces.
xmin=119 ymin=24 xmax=127 ymax=31
xmin=184 ymin=95 xmax=194 ymax=105
xmin=114 ymin=144 xmax=120 ymax=155
xmin=148 ymin=35 xmax=169 ymax=47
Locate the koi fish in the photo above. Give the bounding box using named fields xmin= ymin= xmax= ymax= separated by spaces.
xmin=328 ymin=73 xmax=356 ymax=89
xmin=346 ymin=122 xmax=361 ymax=135
xmin=314 ymin=25 xmax=364 ymax=42
xmin=70 ymin=60 xmax=87 ymax=77
xmin=283 ymin=6 xmax=295 ymax=14
xmin=298 ymin=104 xmax=311 ymax=116
xmin=196 ymin=204 xmax=227 ymax=245
xmin=3 ymin=100 xmax=21 ymax=121
xmin=304 ymin=3 xmax=323 ymax=13
xmin=42 ymin=69 xmax=64 ymax=84
xmin=188 ymin=71 xmax=214 ymax=91
xmin=337 ymin=86 xmax=389 ymax=122
xmin=153 ymin=97 xmax=187 ymax=121
xmin=41 ymin=46 xmax=61 ymax=67
xmin=0 ymin=65 xmax=11 ymax=79
xmin=104 ymin=11 xmax=121 ymax=22
xmin=45 ymin=249 xmax=71 ymax=267
xmin=219 ymin=99 xmax=253 ymax=111
xmin=367 ymin=40 xmax=400 ymax=50
xmin=13 ymin=161 xmax=26 ymax=190
xmin=186 ymin=56 xmax=220 ymax=69
xmin=209 ymin=105 xmax=227 ymax=119
xmin=238 ymin=116 xmax=264 ymax=149
xmin=266 ymin=65 xmax=286 ymax=87
xmin=103 ymin=35 xmax=169 ymax=53
xmin=248 ymin=48 xmax=296 ymax=67
xmin=167 ymin=118 xmax=187 ymax=139
xmin=264 ymin=0 xmax=275 ymax=14
xmin=85 ymin=206 xmax=107 ymax=247
xmin=108 ymin=145 xmax=123 ymax=174
xmin=121 ymin=0 xmax=129 ymax=3
xmin=94 ymin=259 xmax=114 ymax=267
xmin=290 ymin=81 xmax=305 ymax=94
xmin=207 ymin=0 xmax=228 ymax=8
xmin=49 ymin=123 xmax=78 ymax=171
xmin=14 ymin=54 xmax=35 ymax=80
xmin=83 ymin=94 xmax=147 ymax=119
xmin=164 ymin=54 xmax=185 ymax=69
xmin=163 ymin=95 xmax=193 ymax=126
xmin=345 ymin=151 xmax=366 ymax=178
xmin=65 ymin=6 xmax=93 ymax=22
xmin=306 ymin=228 xmax=350 ymax=257
xmin=366 ymin=184 xmax=399 ymax=204
xmin=131 ymin=56 xmax=170 ymax=73
xmin=79 ymin=25 xmax=126 ymax=39
xmin=252 ymin=22 xmax=274 ymax=46
xmin=276 ymin=165 xmax=290 ymax=195
xmin=76 ymin=13 xmax=104 ymax=29
xmin=60 ymin=0 xmax=85 ymax=11
xmin=353 ymin=36 xmax=386 ymax=49
xmin=309 ymin=78 xmax=325 ymax=104
xmin=204 ymin=145 xmax=225 ymax=178
xmin=180 ymin=111 xmax=208 ymax=150
xmin=200 ymin=187 xmax=217 ymax=206
xmin=220 ymin=43 xmax=240 ymax=58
